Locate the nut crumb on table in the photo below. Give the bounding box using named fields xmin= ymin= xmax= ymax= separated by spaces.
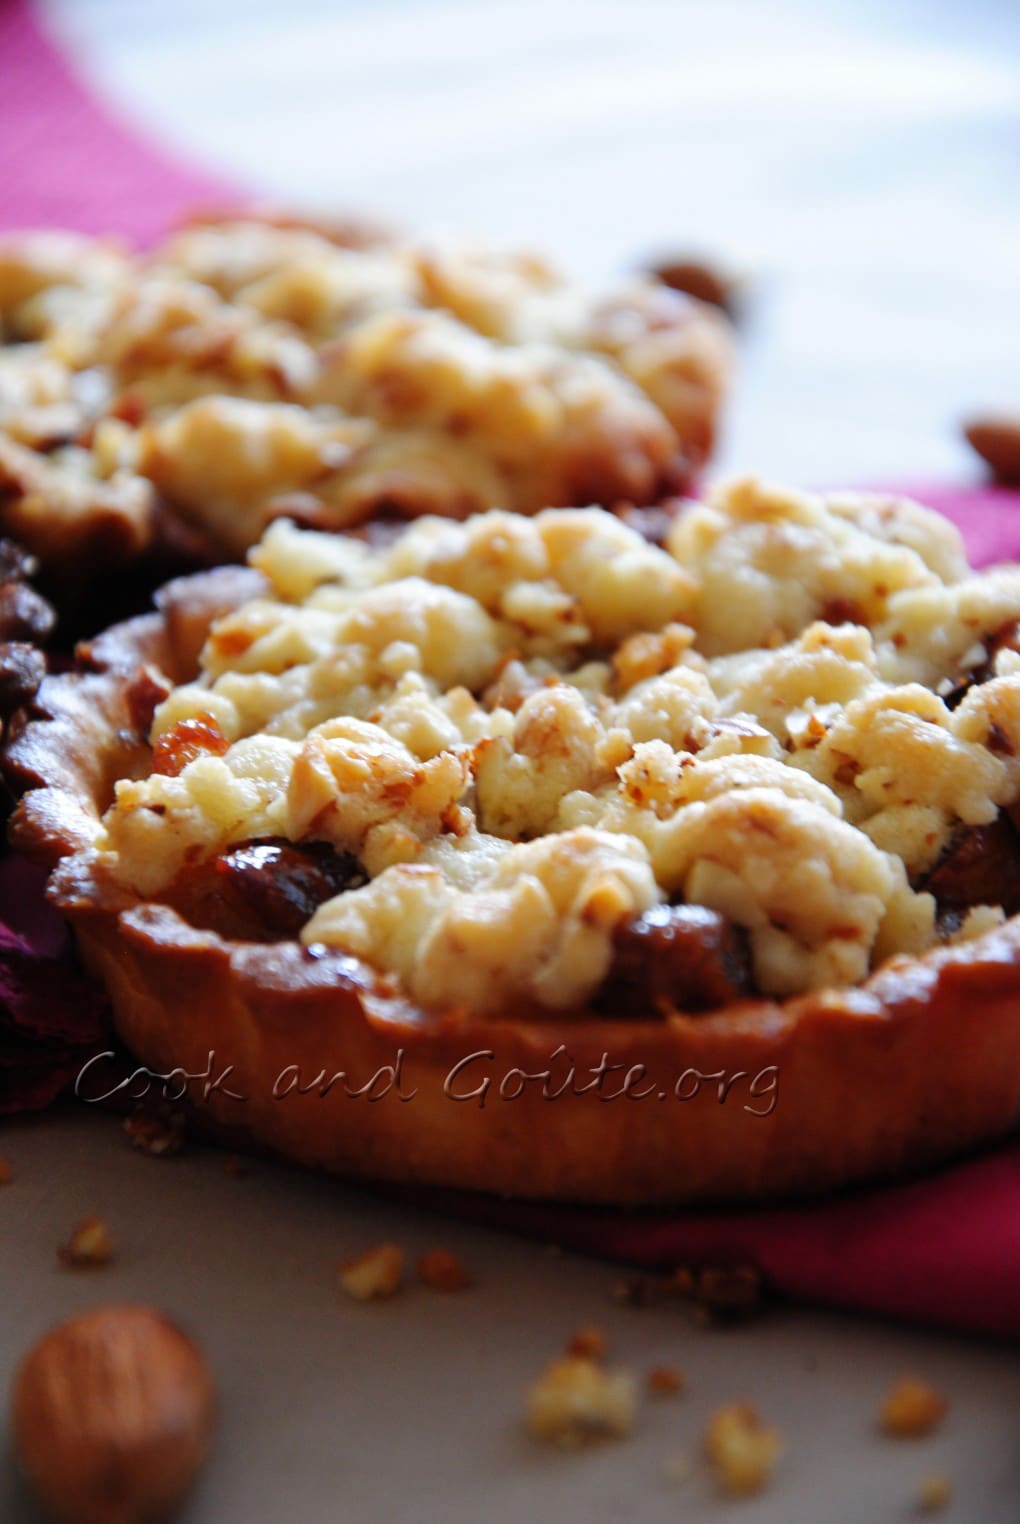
xmin=565 ymin=1325 xmax=607 ymax=1361
xmin=526 ymin=1355 xmax=636 ymax=1447
xmin=917 ymin=1472 xmax=953 ymax=1512
xmin=338 ymin=1242 xmax=404 ymax=1301
xmin=646 ymin=1364 xmax=685 ymax=1396
xmin=123 ymin=1110 xmax=187 ymax=1158
xmin=703 ymin=1402 xmax=783 ymax=1496
xmin=880 ymin=1377 xmax=949 ymax=1438
xmin=58 ymin=1216 xmax=115 ymax=1268
xmin=417 ymin=1247 xmax=471 ymax=1291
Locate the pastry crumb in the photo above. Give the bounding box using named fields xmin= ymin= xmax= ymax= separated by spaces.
xmin=417 ymin=1247 xmax=470 ymax=1292
xmin=661 ymin=1448 xmax=695 ymax=1486
xmin=526 ymin=1355 xmax=636 ymax=1447
xmin=612 ymin=1275 xmax=659 ymax=1307
xmin=703 ymin=1402 xmax=783 ymax=1496
xmin=880 ymin=1377 xmax=949 ymax=1438
xmin=646 ymin=1364 xmax=685 ymax=1396
xmin=338 ymin=1242 xmax=404 ymax=1301
xmin=0 ymin=1157 xmax=12 ymax=1185
xmin=58 ymin=1216 xmax=115 ymax=1268
xmin=223 ymin=1153 xmax=247 ymax=1178
xmin=123 ymin=1110 xmax=187 ymax=1158
xmin=916 ymin=1472 xmax=953 ymax=1513
xmin=565 ymin=1326 xmax=607 ymax=1361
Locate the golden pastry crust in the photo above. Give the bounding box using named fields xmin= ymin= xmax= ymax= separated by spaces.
xmin=7 ymin=482 xmax=1020 ymax=1204
xmin=0 ymin=217 xmax=733 ymax=583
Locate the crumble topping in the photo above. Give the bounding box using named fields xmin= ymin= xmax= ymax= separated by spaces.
xmin=90 ymin=479 xmax=1020 ymax=1016
xmin=0 ymin=220 xmax=731 ymax=560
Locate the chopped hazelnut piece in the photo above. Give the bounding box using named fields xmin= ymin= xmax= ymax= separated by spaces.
xmin=646 ymin=1365 xmax=684 ymax=1397
xmin=58 ymin=1217 xmax=115 ymax=1268
xmin=123 ymin=1111 xmax=186 ymax=1158
xmin=703 ymin=1403 xmax=783 ymax=1496
xmin=917 ymin=1473 xmax=953 ymax=1513
xmin=0 ymin=1157 xmax=12 ymax=1185
xmin=880 ymin=1377 xmax=949 ymax=1439
xmin=338 ymin=1242 xmax=404 ymax=1301
xmin=565 ymin=1326 xmax=607 ymax=1361
xmin=417 ymin=1248 xmax=470 ymax=1292
xmin=526 ymin=1356 xmax=636 ymax=1448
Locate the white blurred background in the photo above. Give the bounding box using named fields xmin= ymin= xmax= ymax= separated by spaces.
xmin=43 ymin=0 xmax=1020 ymax=484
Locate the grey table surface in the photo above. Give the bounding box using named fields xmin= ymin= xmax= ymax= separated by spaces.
xmin=1 ymin=1109 xmax=1019 ymax=1524
xmin=7 ymin=1 xmax=1020 ymax=1519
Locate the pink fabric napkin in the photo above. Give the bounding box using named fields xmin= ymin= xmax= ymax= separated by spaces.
xmin=0 ymin=0 xmax=237 ymax=241
xmin=1 ymin=0 xmax=1019 ymax=1337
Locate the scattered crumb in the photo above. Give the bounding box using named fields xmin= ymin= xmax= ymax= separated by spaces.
xmin=880 ymin=1378 xmax=949 ymax=1439
xmin=613 ymin=1275 xmax=659 ymax=1307
xmin=417 ymin=1247 xmax=470 ymax=1292
xmin=123 ymin=1110 xmax=187 ymax=1158
xmin=58 ymin=1216 xmax=115 ymax=1269
xmin=661 ymin=1449 xmax=695 ymax=1486
xmin=691 ymin=1265 xmax=764 ymax=1323
xmin=646 ymin=1365 xmax=685 ymax=1397
xmin=565 ymin=1326 xmax=607 ymax=1361
xmin=703 ymin=1403 xmax=783 ymax=1497
xmin=917 ymin=1473 xmax=953 ymax=1513
xmin=223 ymin=1154 xmax=248 ymax=1178
xmin=526 ymin=1356 xmax=636 ymax=1448
xmin=338 ymin=1242 xmax=404 ymax=1301
xmin=0 ymin=1157 xmax=12 ymax=1185
xmin=613 ymin=1262 xmax=766 ymax=1322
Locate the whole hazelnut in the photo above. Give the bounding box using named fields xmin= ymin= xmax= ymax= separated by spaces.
xmin=10 ymin=1304 xmax=216 ymax=1524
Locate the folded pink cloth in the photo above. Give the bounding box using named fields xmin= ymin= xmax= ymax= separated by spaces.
xmin=1 ymin=0 xmax=1018 ymax=1337
xmin=0 ymin=0 xmax=236 ymax=241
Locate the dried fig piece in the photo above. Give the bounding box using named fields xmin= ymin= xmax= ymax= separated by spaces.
xmin=164 ymin=837 xmax=368 ymax=942
xmin=596 ymin=903 xmax=752 ymax=1015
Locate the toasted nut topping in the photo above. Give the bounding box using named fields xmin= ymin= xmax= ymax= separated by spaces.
xmin=703 ymin=1402 xmax=783 ymax=1496
xmin=917 ymin=1472 xmax=953 ymax=1512
xmin=11 ymin=1304 xmax=215 ymax=1524
xmin=526 ymin=1355 xmax=636 ymax=1448
xmin=338 ymin=1242 xmax=404 ymax=1301
xmin=880 ymin=1377 xmax=949 ymax=1438
xmin=565 ymin=1326 xmax=607 ymax=1361
xmin=416 ymin=1247 xmax=470 ymax=1292
xmin=58 ymin=1217 xmax=115 ymax=1269
xmin=646 ymin=1365 xmax=685 ymax=1396
xmin=123 ymin=1111 xmax=187 ymax=1158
